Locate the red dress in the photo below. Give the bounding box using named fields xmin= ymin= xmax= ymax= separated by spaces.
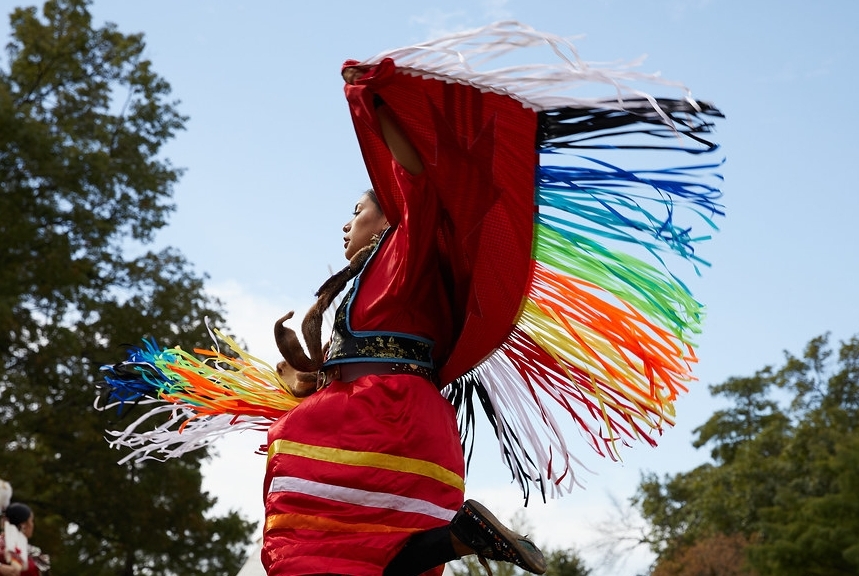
xmin=262 ymin=166 xmax=465 ymax=576
xmin=0 ymin=533 xmax=40 ymax=576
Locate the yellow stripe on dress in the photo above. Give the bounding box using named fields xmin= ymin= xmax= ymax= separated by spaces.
xmin=268 ymin=439 xmax=465 ymax=490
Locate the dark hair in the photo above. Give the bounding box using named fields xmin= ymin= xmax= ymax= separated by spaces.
xmin=364 ymin=189 xmax=381 ymax=210
xmin=4 ymin=503 xmax=32 ymax=527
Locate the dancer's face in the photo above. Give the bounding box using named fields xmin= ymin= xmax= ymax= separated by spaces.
xmin=20 ymin=512 xmax=34 ymax=538
xmin=342 ymin=193 xmax=387 ymax=260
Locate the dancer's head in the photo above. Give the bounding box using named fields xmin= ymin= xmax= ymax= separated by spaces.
xmin=342 ymin=189 xmax=388 ymax=260
xmin=5 ymin=502 xmax=34 ymax=537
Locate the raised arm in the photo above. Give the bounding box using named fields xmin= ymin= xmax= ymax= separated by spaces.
xmin=343 ymin=66 xmax=424 ymax=176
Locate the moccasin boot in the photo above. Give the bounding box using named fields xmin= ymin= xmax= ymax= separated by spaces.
xmin=450 ymin=499 xmax=547 ymax=574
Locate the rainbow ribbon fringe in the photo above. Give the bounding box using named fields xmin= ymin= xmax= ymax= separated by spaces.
xmin=98 ymin=330 xmax=301 ymax=462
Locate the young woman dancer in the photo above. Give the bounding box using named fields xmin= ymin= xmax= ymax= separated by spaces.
xmin=262 ymin=65 xmax=546 ymax=576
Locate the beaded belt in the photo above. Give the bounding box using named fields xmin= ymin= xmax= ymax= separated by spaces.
xmin=318 ymin=361 xmax=436 ymax=388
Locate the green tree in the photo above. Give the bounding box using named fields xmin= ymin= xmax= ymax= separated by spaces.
xmin=634 ymin=371 xmax=790 ymax=561
xmin=543 ymin=548 xmax=591 ymax=576
xmin=746 ymin=335 xmax=859 ymax=575
xmin=0 ymin=1 xmax=255 ymax=574
xmin=692 ymin=371 xmax=788 ymax=466
xmin=635 ymin=334 xmax=859 ymax=576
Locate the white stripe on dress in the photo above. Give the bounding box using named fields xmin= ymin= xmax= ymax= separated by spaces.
xmin=269 ymin=476 xmax=457 ymax=522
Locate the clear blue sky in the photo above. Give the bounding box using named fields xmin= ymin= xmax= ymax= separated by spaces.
xmin=5 ymin=1 xmax=858 ymax=573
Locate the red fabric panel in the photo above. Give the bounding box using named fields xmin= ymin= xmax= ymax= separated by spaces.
xmin=350 ymin=165 xmax=455 ymax=363
xmin=344 ymin=59 xmax=537 ymax=384
xmin=262 ymin=374 xmax=464 ymax=576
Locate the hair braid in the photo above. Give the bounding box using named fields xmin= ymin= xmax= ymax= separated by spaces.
xmin=274 ymin=242 xmax=376 ymax=374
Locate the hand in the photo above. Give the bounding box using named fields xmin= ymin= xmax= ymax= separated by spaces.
xmin=342 ymin=65 xmax=370 ymax=85
xmin=276 ymin=360 xmax=319 ymax=398
xmin=0 ymin=561 xmax=23 ymax=576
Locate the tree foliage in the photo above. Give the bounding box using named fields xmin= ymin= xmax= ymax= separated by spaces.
xmin=0 ymin=1 xmax=255 ymax=573
xmin=635 ymin=334 xmax=859 ymax=576
xmin=650 ymin=533 xmax=755 ymax=576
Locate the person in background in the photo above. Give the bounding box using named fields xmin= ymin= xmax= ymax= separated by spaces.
xmin=0 ymin=503 xmax=50 ymax=576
